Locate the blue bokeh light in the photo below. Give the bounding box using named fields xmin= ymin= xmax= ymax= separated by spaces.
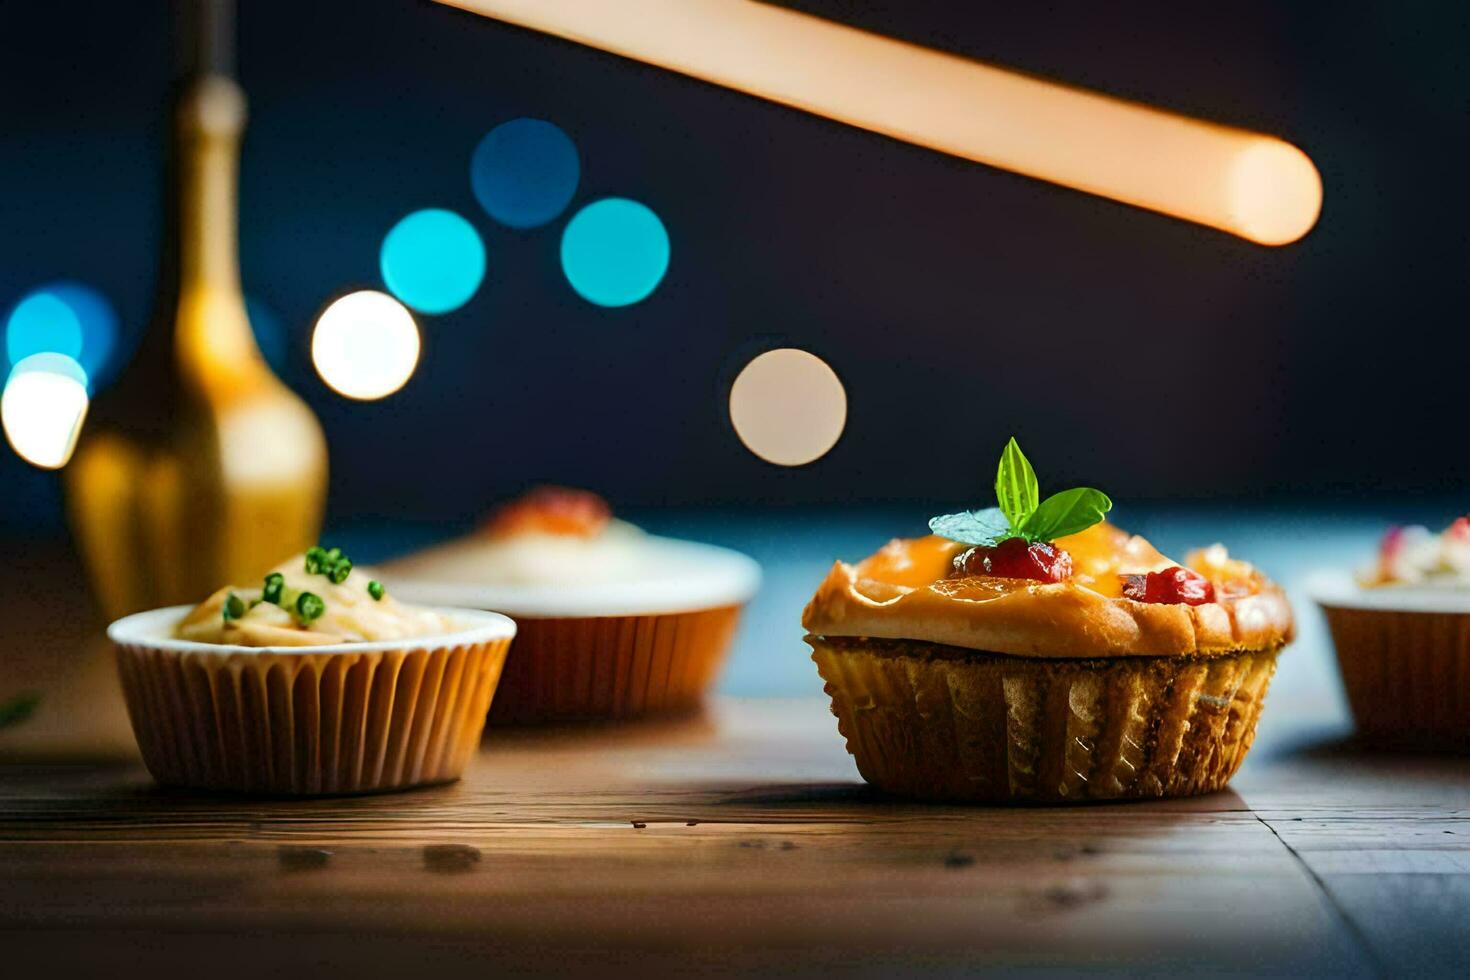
xmin=6 ymin=292 xmax=82 ymax=367
xmin=46 ymin=282 xmax=118 ymax=384
xmin=471 ymin=118 xmax=580 ymax=229
xmin=7 ymin=351 xmax=90 ymax=390
xmin=245 ymin=296 xmax=288 ymax=372
xmin=560 ymin=198 xmax=670 ymax=308
xmin=5 ymin=282 xmax=119 ymax=387
xmin=379 ymin=209 xmax=486 ymax=314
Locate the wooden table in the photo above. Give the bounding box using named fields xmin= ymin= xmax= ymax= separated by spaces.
xmin=2 ymin=526 xmax=1467 ymax=976
xmin=2 ymin=697 xmax=1466 ymax=977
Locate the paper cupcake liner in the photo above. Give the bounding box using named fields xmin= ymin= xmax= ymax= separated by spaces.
xmin=488 ymin=606 xmax=741 ymax=724
xmin=114 ymin=637 xmax=511 ymax=795
xmin=809 ymin=638 xmax=1280 ymax=803
xmin=1321 ymin=606 xmax=1470 ymax=750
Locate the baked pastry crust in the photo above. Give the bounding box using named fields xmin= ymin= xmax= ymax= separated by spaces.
xmin=802 ymin=523 xmax=1293 ymax=659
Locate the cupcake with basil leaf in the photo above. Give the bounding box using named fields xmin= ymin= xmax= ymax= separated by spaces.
xmin=804 ymin=438 xmax=1292 ymax=803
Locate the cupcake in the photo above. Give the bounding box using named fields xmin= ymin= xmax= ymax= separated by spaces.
xmin=107 ymin=546 xmax=516 ymax=794
xmin=1311 ymin=518 xmax=1470 ymax=750
xmin=386 ymin=487 xmax=760 ymax=723
xmin=804 ymin=438 xmax=1293 ymax=803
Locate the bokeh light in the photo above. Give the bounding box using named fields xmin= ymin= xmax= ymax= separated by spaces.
xmin=311 ymin=290 xmax=421 ymax=401
xmin=471 ymin=118 xmax=580 ymax=229
xmin=379 ymin=209 xmax=486 ymax=314
xmin=2 ymin=353 xmax=91 ymax=470
xmin=729 ymin=349 xmax=847 ymax=466
xmin=5 ymin=282 xmax=119 ymax=390
xmin=47 ymin=282 xmax=118 ymax=385
xmin=6 ymin=292 xmax=82 ymax=366
xmin=560 ymin=197 xmax=670 ymax=307
xmin=245 ymin=296 xmax=288 ymax=372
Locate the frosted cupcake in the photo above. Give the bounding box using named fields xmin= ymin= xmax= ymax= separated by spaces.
xmin=108 ymin=546 xmax=515 ymax=794
xmin=386 ymin=487 xmax=760 ymax=723
xmin=804 ymin=439 xmax=1293 ymax=803
xmin=1311 ymin=518 xmax=1470 ymax=749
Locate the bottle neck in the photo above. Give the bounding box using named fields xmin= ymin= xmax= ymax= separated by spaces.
xmin=172 ymin=74 xmax=262 ymax=376
xmin=178 ymin=79 xmax=242 ymax=294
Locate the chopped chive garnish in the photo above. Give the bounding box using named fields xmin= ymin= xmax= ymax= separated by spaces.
xmin=262 ymin=572 xmax=285 ymax=605
xmin=223 ymin=592 xmax=246 ymax=622
xmin=367 ymin=580 xmax=385 ymax=601
xmin=296 ymin=592 xmax=325 ymax=623
xmin=305 ymin=544 xmax=356 ymax=584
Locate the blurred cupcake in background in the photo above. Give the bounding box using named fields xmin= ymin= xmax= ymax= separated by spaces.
xmin=1312 ymin=517 xmax=1470 ymax=750
xmin=386 ymin=487 xmax=760 ymax=724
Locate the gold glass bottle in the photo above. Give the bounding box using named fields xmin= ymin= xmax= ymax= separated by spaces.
xmin=65 ymin=4 xmax=326 ymax=620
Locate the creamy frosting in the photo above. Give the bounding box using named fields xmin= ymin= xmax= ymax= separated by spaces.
xmin=1360 ymin=518 xmax=1470 ymax=588
xmin=383 ymin=487 xmax=760 ymax=616
xmin=386 ymin=533 xmax=761 ymax=618
xmin=390 ymin=519 xmax=650 ymax=587
xmin=175 ymin=553 xmax=454 ymax=647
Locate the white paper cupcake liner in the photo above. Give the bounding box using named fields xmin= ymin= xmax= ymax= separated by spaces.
xmin=109 ymin=607 xmax=514 ymax=794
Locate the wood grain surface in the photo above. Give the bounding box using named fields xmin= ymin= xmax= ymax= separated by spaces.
xmin=1 ymin=539 xmax=1467 ymax=977
xmin=1 ymin=696 xmax=1466 ymax=978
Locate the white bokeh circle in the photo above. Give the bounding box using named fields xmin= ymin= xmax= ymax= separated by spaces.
xmin=311 ymin=290 xmax=421 ymax=401
xmin=729 ymin=348 xmax=847 ymax=466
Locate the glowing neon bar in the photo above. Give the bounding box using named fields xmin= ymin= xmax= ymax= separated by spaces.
xmin=434 ymin=0 xmax=1322 ymax=245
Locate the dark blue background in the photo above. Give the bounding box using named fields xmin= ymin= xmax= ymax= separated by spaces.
xmin=3 ymin=1 xmax=1467 ymax=537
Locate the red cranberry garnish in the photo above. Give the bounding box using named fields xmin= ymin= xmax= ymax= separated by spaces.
xmin=953 ymin=538 xmax=1073 ymax=583
xmin=1121 ymin=567 xmax=1216 ymax=605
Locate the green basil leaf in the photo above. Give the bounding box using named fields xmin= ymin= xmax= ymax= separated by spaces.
xmin=929 ymin=507 xmax=1014 ymax=546
xmin=1021 ymin=487 xmax=1113 ymax=542
xmin=995 ymin=437 xmax=1039 ymax=533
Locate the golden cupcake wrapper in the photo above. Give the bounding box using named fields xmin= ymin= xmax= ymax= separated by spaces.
xmin=489 ymin=606 xmax=741 ymax=724
xmin=114 ymin=637 xmax=510 ymax=795
xmin=1322 ymin=606 xmax=1470 ymax=751
xmin=809 ymin=637 xmax=1280 ymax=803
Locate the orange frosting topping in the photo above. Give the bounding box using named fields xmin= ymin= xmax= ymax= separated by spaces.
xmin=805 ymin=523 xmax=1292 ymax=659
